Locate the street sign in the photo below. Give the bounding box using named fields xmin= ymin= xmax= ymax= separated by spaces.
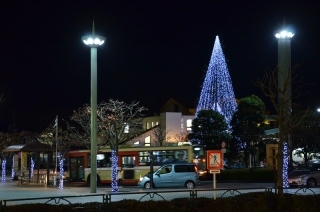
xmin=209 ymin=169 xmax=221 ymax=174
xmin=207 ymin=150 xmax=223 ymax=169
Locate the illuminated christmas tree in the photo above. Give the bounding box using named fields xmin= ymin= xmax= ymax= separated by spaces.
xmin=196 ymin=36 xmax=237 ymax=126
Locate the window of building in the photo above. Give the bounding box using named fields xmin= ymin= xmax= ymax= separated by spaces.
xmin=146 ymin=122 xmax=149 ymax=129
xmin=151 ymin=122 xmax=154 ymax=127
xmin=187 ymin=119 xmax=192 ymax=131
xmin=145 ymin=136 xmax=151 ymax=146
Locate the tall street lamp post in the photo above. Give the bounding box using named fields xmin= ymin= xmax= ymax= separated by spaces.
xmin=82 ymin=21 xmax=105 ymax=193
xmin=274 ymin=28 xmax=294 ymax=189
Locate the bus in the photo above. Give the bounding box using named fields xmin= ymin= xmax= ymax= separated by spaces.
xmin=67 ymin=144 xmax=205 ymax=185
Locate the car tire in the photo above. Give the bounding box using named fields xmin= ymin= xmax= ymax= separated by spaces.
xmin=144 ymin=181 xmax=155 ymax=189
xmin=185 ymin=181 xmax=195 ymax=189
xmin=307 ymin=178 xmax=317 ymax=187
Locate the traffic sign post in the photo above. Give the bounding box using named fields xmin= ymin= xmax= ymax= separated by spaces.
xmin=207 ymin=150 xmax=223 ymax=200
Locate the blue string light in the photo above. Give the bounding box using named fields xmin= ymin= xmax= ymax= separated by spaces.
xmin=196 ymin=36 xmax=237 ymax=126
xmin=58 ymin=154 xmax=64 ymax=189
xmin=111 ymin=149 xmax=118 ymax=192
xmin=12 ymin=156 xmax=15 ymax=179
xmin=282 ymin=142 xmax=289 ymax=188
xmin=30 ymin=157 xmax=35 ymax=178
xmin=1 ymin=158 xmax=6 ymax=181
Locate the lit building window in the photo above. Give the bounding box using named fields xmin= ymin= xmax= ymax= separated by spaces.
xmin=145 ymin=136 xmax=151 ymax=147
xmin=151 ymin=122 xmax=154 ymax=127
xmin=187 ymin=119 xmax=192 ymax=131
xmin=146 ymin=122 xmax=149 ymax=129
xmin=134 ymin=141 xmax=139 ymax=145
xmin=156 ymin=121 xmax=159 ymax=125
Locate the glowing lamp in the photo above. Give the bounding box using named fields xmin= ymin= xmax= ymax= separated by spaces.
xmin=82 ymin=35 xmax=105 ymax=47
xmin=275 ymin=30 xmax=294 ymax=39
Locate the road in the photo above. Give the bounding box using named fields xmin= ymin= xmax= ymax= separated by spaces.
xmin=0 ymin=178 xmax=319 ymax=206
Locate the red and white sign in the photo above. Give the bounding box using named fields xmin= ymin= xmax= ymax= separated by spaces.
xmin=209 ymin=169 xmax=221 ymax=174
xmin=207 ymin=150 xmax=223 ymax=169
xmin=221 ymin=141 xmax=226 ymax=149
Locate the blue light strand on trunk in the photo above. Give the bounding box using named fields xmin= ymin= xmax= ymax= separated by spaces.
xmin=58 ymin=155 xmax=64 ymax=189
xmin=30 ymin=157 xmax=35 ymax=178
xmin=283 ymin=142 xmax=289 ymax=188
xmin=1 ymin=158 xmax=6 ymax=181
xmin=196 ymin=36 xmax=237 ymax=126
xmin=12 ymin=156 xmax=15 ymax=179
xmin=111 ymin=149 xmax=118 ymax=192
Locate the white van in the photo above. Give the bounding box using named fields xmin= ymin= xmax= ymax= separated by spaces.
xmin=138 ymin=163 xmax=199 ymax=189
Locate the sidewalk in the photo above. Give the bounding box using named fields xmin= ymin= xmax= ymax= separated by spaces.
xmin=0 ymin=176 xmax=135 ymax=202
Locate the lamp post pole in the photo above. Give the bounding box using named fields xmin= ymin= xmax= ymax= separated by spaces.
xmin=274 ymin=28 xmax=294 ymax=189
xmin=82 ymin=21 xmax=105 ymax=193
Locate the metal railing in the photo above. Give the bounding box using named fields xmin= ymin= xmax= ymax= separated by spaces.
xmin=0 ymin=186 xmax=319 ymax=212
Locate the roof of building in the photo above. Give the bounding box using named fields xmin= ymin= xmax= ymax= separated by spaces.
xmin=3 ymin=142 xmax=55 ymax=152
xmin=159 ymin=98 xmax=196 ymax=115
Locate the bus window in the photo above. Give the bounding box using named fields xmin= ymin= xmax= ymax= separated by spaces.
xmin=193 ymin=146 xmax=205 ymax=158
xmin=138 ymin=151 xmax=148 ymax=165
xmin=89 ymin=153 xmax=112 ymax=168
xmin=121 ymin=156 xmax=135 ymax=168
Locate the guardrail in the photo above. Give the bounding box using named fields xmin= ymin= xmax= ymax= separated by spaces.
xmin=0 ymin=187 xmax=319 ymax=212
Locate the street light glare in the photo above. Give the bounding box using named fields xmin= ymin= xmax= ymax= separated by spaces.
xmin=275 ymin=30 xmax=294 ymax=39
xmin=82 ymin=35 xmax=106 ymax=47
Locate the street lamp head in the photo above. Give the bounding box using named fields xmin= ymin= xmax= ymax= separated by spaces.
xmin=274 ymin=30 xmax=294 ymax=39
xmin=82 ymin=21 xmax=105 ymax=47
xmin=82 ymin=35 xmax=105 ymax=47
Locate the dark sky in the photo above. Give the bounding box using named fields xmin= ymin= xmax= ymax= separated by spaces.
xmin=1 ymin=1 xmax=319 ymax=132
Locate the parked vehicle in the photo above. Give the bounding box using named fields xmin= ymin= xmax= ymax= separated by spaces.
xmin=138 ymin=163 xmax=199 ymax=189
xmin=223 ymin=160 xmax=244 ymax=169
xmin=288 ymin=160 xmax=320 ymax=187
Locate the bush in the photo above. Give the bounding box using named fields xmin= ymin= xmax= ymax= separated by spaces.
xmin=218 ymin=168 xmax=274 ymax=182
xmin=4 ymin=193 xmax=320 ymax=212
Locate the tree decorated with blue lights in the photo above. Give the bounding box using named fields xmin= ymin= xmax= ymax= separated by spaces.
xmin=196 ymin=36 xmax=237 ymax=126
xmin=38 ymin=124 xmax=74 ymax=189
xmin=254 ymin=64 xmax=307 ymax=196
xmin=0 ymin=132 xmax=22 ymax=181
xmin=68 ymin=99 xmax=146 ymax=192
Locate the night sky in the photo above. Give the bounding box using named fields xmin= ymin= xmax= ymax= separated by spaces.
xmin=1 ymin=1 xmax=319 ymax=132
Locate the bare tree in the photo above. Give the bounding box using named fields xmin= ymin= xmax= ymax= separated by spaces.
xmin=67 ymin=99 xmax=146 ymax=192
xmin=253 ymin=64 xmax=308 ymax=196
xmin=152 ymin=127 xmax=170 ymax=146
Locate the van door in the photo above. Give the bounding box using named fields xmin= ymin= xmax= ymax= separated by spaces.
xmin=172 ymin=165 xmax=188 ymax=186
xmin=153 ymin=165 xmax=173 ymax=187
xmin=173 ymin=164 xmax=196 ymax=187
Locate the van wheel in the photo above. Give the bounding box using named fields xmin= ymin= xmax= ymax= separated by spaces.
xmin=307 ymin=178 xmax=317 ymax=187
xmin=144 ymin=181 xmax=155 ymax=189
xmin=185 ymin=181 xmax=195 ymax=189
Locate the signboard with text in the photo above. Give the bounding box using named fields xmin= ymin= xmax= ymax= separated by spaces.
xmin=207 ymin=150 xmax=223 ymax=170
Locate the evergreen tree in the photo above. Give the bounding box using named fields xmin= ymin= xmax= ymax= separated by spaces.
xmin=230 ymin=95 xmax=266 ymax=167
xmin=188 ymin=109 xmax=230 ymax=150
